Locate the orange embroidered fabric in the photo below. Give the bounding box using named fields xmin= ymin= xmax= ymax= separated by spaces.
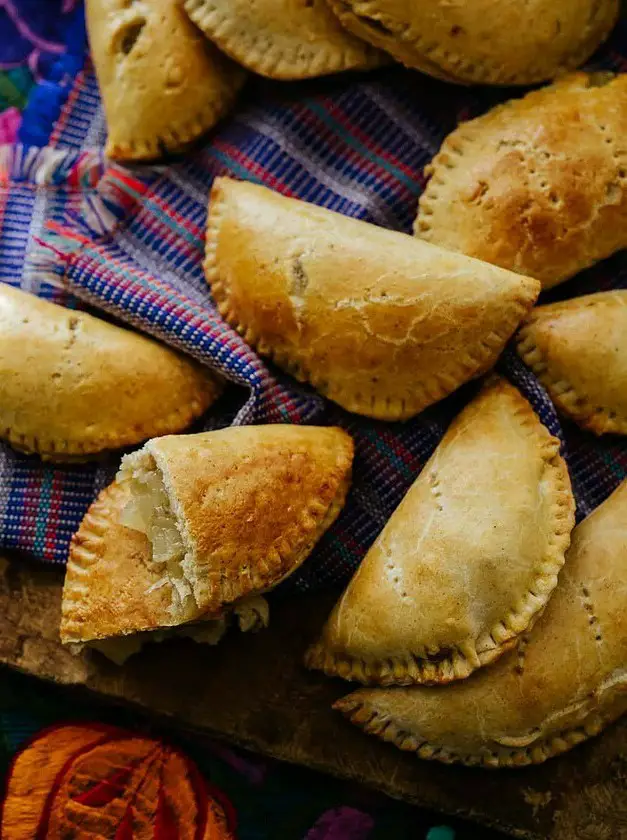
xmin=0 ymin=723 xmax=236 ymax=839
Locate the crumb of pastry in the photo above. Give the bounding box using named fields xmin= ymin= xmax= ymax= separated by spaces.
xmin=119 ymin=449 xmax=196 ymax=622
xmin=82 ymin=594 xmax=269 ymax=665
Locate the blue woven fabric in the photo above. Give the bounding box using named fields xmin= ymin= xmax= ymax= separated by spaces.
xmin=1 ymin=15 xmax=627 ymax=592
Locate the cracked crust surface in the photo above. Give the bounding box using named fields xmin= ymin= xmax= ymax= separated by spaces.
xmin=306 ymin=377 xmax=575 ymax=686
xmin=205 ymin=177 xmax=539 ymax=421
xmin=118 ymin=425 xmax=354 ymax=615
xmin=0 ymin=284 xmax=222 ymax=461
xmin=336 ymin=478 xmax=627 ymax=768
xmin=86 ymin=0 xmax=246 ymax=161
xmin=517 ymin=291 xmax=627 ymax=436
xmin=416 ymin=73 xmax=627 ymax=289
xmin=183 ymin=0 xmax=385 ymax=80
xmin=325 ymin=0 xmax=618 ymax=85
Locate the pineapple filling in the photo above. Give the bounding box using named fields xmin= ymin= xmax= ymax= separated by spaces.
xmin=119 ymin=453 xmax=194 ymax=618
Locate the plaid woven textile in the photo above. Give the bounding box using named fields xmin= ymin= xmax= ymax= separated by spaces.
xmin=1 ymin=16 xmax=627 ymax=593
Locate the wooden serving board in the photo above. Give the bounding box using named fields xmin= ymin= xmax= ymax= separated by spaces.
xmin=1 ymin=555 xmax=626 ymax=840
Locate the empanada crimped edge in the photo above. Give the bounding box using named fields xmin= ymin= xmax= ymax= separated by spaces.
xmin=183 ymin=0 xmax=384 ymax=80
xmin=204 ymin=177 xmax=540 ymax=421
xmin=517 ymin=293 xmax=627 ymax=436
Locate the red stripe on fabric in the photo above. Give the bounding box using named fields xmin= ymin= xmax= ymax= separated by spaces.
xmin=44 ymin=473 xmax=62 ymax=556
xmin=212 ymin=140 xmax=295 ymax=195
xmin=49 ymin=64 xmax=89 ymax=148
xmin=138 ymin=209 xmax=202 ymax=265
xmin=137 ymin=190 xmax=205 ymax=239
xmin=294 ymin=101 xmax=395 ymax=193
xmin=322 ymin=98 xmax=419 ymax=183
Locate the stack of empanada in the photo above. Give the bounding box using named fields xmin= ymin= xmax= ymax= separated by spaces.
xmin=307 ymin=383 xmax=627 ymax=766
xmin=85 ymin=0 xmax=620 ymax=160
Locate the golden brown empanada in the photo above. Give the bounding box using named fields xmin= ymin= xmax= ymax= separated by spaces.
xmin=0 ymin=284 xmax=221 ymax=461
xmin=61 ymin=425 xmax=353 ymax=660
xmin=517 ymin=291 xmax=627 ymax=436
xmin=336 ymin=478 xmax=627 ymax=767
xmin=86 ymin=0 xmax=246 ymax=161
xmin=183 ymin=0 xmax=384 ymax=80
xmin=306 ymin=377 xmax=574 ymax=685
xmin=205 ymin=177 xmax=540 ymax=421
xmin=325 ymin=0 xmax=618 ymax=85
xmin=416 ymin=73 xmax=627 ymax=289
xmin=60 ymin=481 xmax=266 ymax=664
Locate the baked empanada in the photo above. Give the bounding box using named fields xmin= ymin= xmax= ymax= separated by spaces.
xmin=61 ymin=425 xmax=353 ymax=661
xmin=86 ymin=0 xmax=246 ymax=161
xmin=205 ymin=177 xmax=539 ymax=421
xmin=0 ymin=284 xmax=221 ymax=461
xmin=336 ymin=478 xmax=627 ymax=768
xmin=416 ymin=73 xmax=627 ymax=289
xmin=325 ymin=0 xmax=618 ymax=85
xmin=60 ymin=481 xmax=243 ymax=665
xmin=517 ymin=291 xmax=627 ymax=436
xmin=306 ymin=377 xmax=574 ymax=685
xmin=183 ymin=0 xmax=384 ymax=80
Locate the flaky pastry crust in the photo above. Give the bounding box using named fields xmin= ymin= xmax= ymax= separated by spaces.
xmin=325 ymin=0 xmax=618 ymax=85
xmin=0 ymin=284 xmax=221 ymax=461
xmin=86 ymin=0 xmax=246 ymax=161
xmin=118 ymin=425 xmax=354 ymax=616
xmin=205 ymin=177 xmax=539 ymax=421
xmin=336 ymin=479 xmax=627 ymax=768
xmin=517 ymin=291 xmax=627 ymax=436
xmin=183 ymin=0 xmax=384 ymax=80
xmin=306 ymin=377 xmax=575 ymax=685
xmin=416 ymin=73 xmax=627 ymax=288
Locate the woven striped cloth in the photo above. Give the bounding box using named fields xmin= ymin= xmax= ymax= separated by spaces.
xmin=1 ymin=20 xmax=627 ymax=592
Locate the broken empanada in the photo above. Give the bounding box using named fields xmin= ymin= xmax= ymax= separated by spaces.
xmin=183 ymin=0 xmax=384 ymax=80
xmin=306 ymin=377 xmax=574 ymax=685
xmin=86 ymin=0 xmax=246 ymax=161
xmin=205 ymin=177 xmax=539 ymax=421
xmin=61 ymin=425 xmax=353 ymax=661
xmin=336 ymin=478 xmax=627 ymax=767
xmin=517 ymin=291 xmax=627 ymax=436
xmin=60 ymin=481 xmax=266 ymax=664
xmin=416 ymin=73 xmax=627 ymax=289
xmin=0 ymin=284 xmax=221 ymax=461
xmin=325 ymin=0 xmax=618 ymax=85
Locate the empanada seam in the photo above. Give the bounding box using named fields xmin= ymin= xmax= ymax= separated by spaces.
xmin=2 ymin=386 xmax=218 ymax=462
xmin=334 ymin=695 xmax=613 ymax=768
xmin=329 ymin=0 xmax=618 ymax=85
xmin=516 ymin=320 xmax=627 ymax=436
xmin=182 ymin=0 xmax=383 ymax=80
xmin=105 ymin=78 xmax=244 ymax=161
xmin=205 ymin=188 xmax=539 ymax=421
xmin=61 ymin=482 xmax=128 ymax=642
xmin=305 ymin=384 xmax=575 ymax=685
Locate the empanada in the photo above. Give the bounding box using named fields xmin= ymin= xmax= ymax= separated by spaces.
xmin=205 ymin=177 xmax=539 ymax=421
xmin=336 ymin=478 xmax=627 ymax=767
xmin=416 ymin=73 xmax=627 ymax=289
xmin=0 ymin=284 xmax=221 ymax=461
xmin=325 ymin=0 xmax=618 ymax=86
xmin=61 ymin=425 xmax=353 ymax=661
xmin=183 ymin=0 xmax=384 ymax=80
xmin=306 ymin=377 xmax=575 ymax=685
xmin=86 ymin=0 xmax=246 ymax=161
xmin=517 ymin=291 xmax=627 ymax=436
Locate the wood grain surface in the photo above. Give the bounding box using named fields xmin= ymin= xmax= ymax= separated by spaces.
xmin=1 ymin=555 xmax=626 ymax=839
